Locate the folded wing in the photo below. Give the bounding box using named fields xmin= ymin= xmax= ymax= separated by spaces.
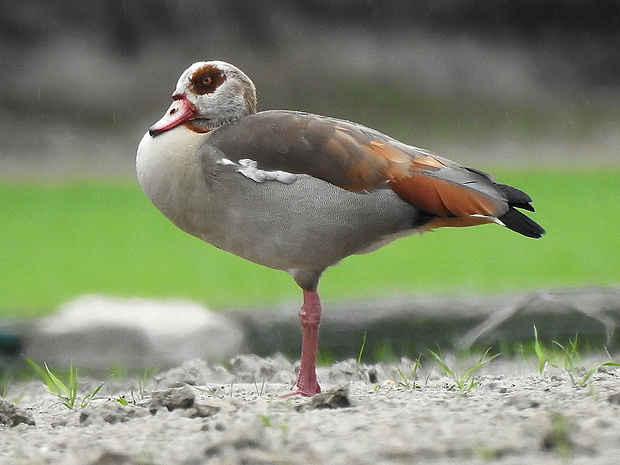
xmin=205 ymin=110 xmax=545 ymax=238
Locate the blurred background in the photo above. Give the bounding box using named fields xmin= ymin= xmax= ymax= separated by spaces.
xmin=1 ymin=0 xmax=619 ymax=320
xmin=1 ymin=0 xmax=619 ymax=177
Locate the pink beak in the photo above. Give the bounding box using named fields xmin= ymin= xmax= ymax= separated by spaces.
xmin=149 ymin=95 xmax=197 ymax=136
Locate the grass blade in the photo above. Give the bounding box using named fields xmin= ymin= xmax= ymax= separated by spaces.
xmin=44 ymin=363 xmax=71 ymax=397
xmin=24 ymin=358 xmax=57 ymax=394
xmin=357 ymin=331 xmax=367 ymax=366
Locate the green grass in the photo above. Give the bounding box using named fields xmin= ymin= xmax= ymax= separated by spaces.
xmin=24 ymin=358 xmax=104 ymax=409
xmin=429 ymin=348 xmax=499 ymax=392
xmin=520 ymin=326 xmax=619 ymax=387
xmin=1 ymin=168 xmax=619 ymax=318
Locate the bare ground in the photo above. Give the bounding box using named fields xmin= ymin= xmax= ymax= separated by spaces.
xmin=1 ymin=356 xmax=620 ymax=465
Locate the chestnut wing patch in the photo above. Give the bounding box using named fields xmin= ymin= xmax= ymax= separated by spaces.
xmin=358 ymin=138 xmax=510 ymax=219
xmin=382 ymin=155 xmax=509 ymax=218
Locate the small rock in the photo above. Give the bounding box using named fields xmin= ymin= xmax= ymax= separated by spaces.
xmin=598 ymin=364 xmax=619 ymax=375
xmin=506 ymin=395 xmax=541 ymax=410
xmin=0 ymin=398 xmax=35 ymax=427
xmin=298 ymin=387 xmax=351 ymax=411
xmin=190 ymin=402 xmax=222 ymax=418
xmin=79 ymin=402 xmax=149 ymax=426
xmin=149 ymin=385 xmax=196 ymax=413
xmin=607 ymin=392 xmax=620 ymax=405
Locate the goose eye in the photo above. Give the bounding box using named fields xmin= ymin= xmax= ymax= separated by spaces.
xmin=190 ymin=65 xmax=226 ymax=94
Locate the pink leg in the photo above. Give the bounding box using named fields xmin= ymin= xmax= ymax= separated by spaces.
xmin=283 ymin=289 xmax=322 ymax=397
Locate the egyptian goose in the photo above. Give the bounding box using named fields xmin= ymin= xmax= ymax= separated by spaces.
xmin=137 ymin=60 xmax=544 ymax=397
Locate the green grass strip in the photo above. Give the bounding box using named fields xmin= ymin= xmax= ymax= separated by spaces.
xmin=1 ymin=168 xmax=618 ymax=317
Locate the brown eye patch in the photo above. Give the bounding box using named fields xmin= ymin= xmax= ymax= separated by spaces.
xmin=190 ymin=65 xmax=226 ymax=95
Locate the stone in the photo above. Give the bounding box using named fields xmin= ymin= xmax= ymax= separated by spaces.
xmin=23 ymin=295 xmax=244 ymax=369
xmin=0 ymin=398 xmax=35 ymax=427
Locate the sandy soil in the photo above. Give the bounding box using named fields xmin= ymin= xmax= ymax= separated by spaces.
xmin=1 ymin=355 xmax=620 ymax=465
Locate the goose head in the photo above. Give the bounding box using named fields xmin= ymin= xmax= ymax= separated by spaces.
xmin=149 ymin=60 xmax=257 ymax=136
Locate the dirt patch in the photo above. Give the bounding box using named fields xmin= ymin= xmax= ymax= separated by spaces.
xmin=1 ymin=356 xmax=620 ymax=464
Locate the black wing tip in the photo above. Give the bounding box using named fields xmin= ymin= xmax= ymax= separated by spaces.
xmin=511 ymin=202 xmax=536 ymax=212
xmin=495 ymin=183 xmax=544 ymax=237
xmin=499 ymin=207 xmax=545 ymax=239
xmin=498 ymin=184 xmax=533 ymax=203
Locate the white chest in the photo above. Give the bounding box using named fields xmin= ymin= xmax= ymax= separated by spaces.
xmin=136 ymin=128 xmax=214 ymax=233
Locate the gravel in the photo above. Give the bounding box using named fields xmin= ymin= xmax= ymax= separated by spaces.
xmin=2 ymin=356 xmax=620 ymax=464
